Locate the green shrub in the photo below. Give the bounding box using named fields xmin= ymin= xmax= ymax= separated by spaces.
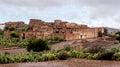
xmin=0 ymin=52 xmax=43 ymax=64
xmin=115 ymin=32 xmax=120 ymax=39
xmin=52 ymin=36 xmax=64 ymax=42
xmin=0 ymin=38 xmax=28 ymax=47
xmin=42 ymin=53 xmax=57 ymax=61
xmin=17 ymin=39 xmax=29 ymax=47
xmin=86 ymin=53 xmax=100 ymax=59
xmin=27 ymin=38 xmax=50 ymax=52
xmin=49 ymin=36 xmax=64 ymax=44
xmin=116 ymin=36 xmax=120 ymax=42
xmin=113 ymin=40 xmax=119 ymax=44
xmin=113 ymin=52 xmax=120 ymax=60
xmin=9 ymin=27 xmax=15 ymax=31
xmin=85 ymin=46 xmax=104 ymax=53
xmin=57 ymin=51 xmax=69 ymax=60
xmin=10 ymin=32 xmax=19 ymax=38
xmin=97 ymin=49 xmax=114 ymax=60
xmin=64 ymin=46 xmax=71 ymax=51
xmin=68 ymin=50 xmax=85 ymax=58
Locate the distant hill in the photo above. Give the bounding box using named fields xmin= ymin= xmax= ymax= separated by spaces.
xmin=105 ymin=27 xmax=120 ymax=35
xmin=93 ymin=27 xmax=120 ymax=35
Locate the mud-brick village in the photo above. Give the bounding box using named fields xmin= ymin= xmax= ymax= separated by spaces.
xmin=4 ymin=19 xmax=104 ymax=40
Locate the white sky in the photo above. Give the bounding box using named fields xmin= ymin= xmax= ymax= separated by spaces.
xmin=0 ymin=0 xmax=120 ymax=28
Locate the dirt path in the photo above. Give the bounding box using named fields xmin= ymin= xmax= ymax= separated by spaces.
xmin=0 ymin=58 xmax=120 ymax=67
xmin=0 ymin=47 xmax=27 ymax=54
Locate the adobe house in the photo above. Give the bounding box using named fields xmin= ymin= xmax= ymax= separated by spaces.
xmin=5 ymin=21 xmax=25 ymax=29
xmin=4 ymin=19 xmax=104 ymax=40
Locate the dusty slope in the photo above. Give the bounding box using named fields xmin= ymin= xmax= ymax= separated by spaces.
xmin=0 ymin=58 xmax=120 ymax=67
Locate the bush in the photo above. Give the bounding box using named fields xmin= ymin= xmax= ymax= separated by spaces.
xmin=113 ymin=40 xmax=119 ymax=44
xmin=0 ymin=52 xmax=43 ymax=64
xmin=57 ymin=51 xmax=69 ymax=60
xmin=97 ymin=49 xmax=114 ymax=60
xmin=17 ymin=39 xmax=29 ymax=47
xmin=27 ymin=38 xmax=50 ymax=52
xmin=113 ymin=52 xmax=120 ymax=60
xmin=42 ymin=53 xmax=57 ymax=61
xmin=64 ymin=46 xmax=71 ymax=51
xmin=9 ymin=27 xmax=15 ymax=31
xmin=52 ymin=36 xmax=64 ymax=42
xmin=68 ymin=50 xmax=85 ymax=58
xmin=86 ymin=53 xmax=100 ymax=59
xmin=10 ymin=32 xmax=19 ymax=38
xmin=116 ymin=36 xmax=120 ymax=42
xmin=49 ymin=36 xmax=64 ymax=44
xmin=85 ymin=46 xmax=104 ymax=53
xmin=0 ymin=38 xmax=28 ymax=47
xmin=111 ymin=48 xmax=120 ymax=52
xmin=2 ymin=49 xmax=120 ymax=64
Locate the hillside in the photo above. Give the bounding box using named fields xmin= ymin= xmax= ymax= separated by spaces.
xmin=105 ymin=27 xmax=120 ymax=35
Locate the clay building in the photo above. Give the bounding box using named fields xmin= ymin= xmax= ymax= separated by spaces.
xmin=4 ymin=19 xmax=104 ymax=40
xmin=5 ymin=21 xmax=25 ymax=28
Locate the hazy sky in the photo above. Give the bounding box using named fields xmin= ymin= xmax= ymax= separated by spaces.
xmin=0 ymin=0 xmax=120 ymax=28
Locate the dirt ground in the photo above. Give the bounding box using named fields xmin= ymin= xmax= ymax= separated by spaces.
xmin=0 ymin=47 xmax=27 ymax=54
xmin=0 ymin=38 xmax=119 ymax=67
xmin=0 ymin=58 xmax=120 ymax=67
xmin=50 ymin=40 xmax=75 ymax=50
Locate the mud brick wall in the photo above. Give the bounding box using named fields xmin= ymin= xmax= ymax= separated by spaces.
xmin=5 ymin=22 xmax=25 ymax=28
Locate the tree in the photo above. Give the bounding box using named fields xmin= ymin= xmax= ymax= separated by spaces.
xmin=115 ymin=32 xmax=120 ymax=42
xmin=104 ymin=28 xmax=108 ymax=36
xmin=98 ymin=31 xmax=103 ymax=37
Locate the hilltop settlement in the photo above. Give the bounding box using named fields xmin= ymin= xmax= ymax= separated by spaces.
xmin=4 ymin=19 xmax=104 ymax=40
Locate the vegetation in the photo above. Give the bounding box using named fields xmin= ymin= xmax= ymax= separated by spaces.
xmin=113 ymin=40 xmax=119 ymax=44
xmin=27 ymin=38 xmax=50 ymax=52
xmin=64 ymin=46 xmax=71 ymax=51
xmin=0 ymin=51 xmax=59 ymax=64
xmin=0 ymin=38 xmax=28 ymax=47
xmin=0 ymin=47 xmax=120 ymax=64
xmin=57 ymin=51 xmax=69 ymax=60
xmin=9 ymin=27 xmax=15 ymax=31
xmin=0 ymin=33 xmax=64 ymax=48
xmin=115 ymin=32 xmax=120 ymax=42
xmin=10 ymin=31 xmax=19 ymax=38
xmin=103 ymin=28 xmax=108 ymax=36
xmin=1 ymin=27 xmax=120 ymax=64
xmin=98 ymin=31 xmax=103 ymax=37
xmin=97 ymin=50 xmax=114 ymax=60
xmin=68 ymin=50 xmax=85 ymax=58
xmin=4 ymin=27 xmax=8 ymax=31
xmin=83 ymin=46 xmax=105 ymax=53
xmin=48 ymin=36 xmax=64 ymax=44
xmin=0 ymin=29 xmax=4 ymax=35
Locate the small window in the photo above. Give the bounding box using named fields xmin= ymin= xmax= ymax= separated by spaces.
xmin=80 ymin=35 xmax=82 ymax=39
xmin=22 ymin=37 xmax=25 ymax=39
xmin=23 ymin=33 xmax=25 ymax=36
xmin=56 ymin=31 xmax=59 ymax=33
